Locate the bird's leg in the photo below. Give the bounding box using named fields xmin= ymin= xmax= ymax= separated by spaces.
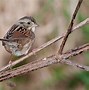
xmin=31 ymin=48 xmax=38 ymax=59
xmin=6 ymin=54 xmax=16 ymax=88
xmin=8 ymin=54 xmax=13 ymax=69
xmin=26 ymin=48 xmax=38 ymax=59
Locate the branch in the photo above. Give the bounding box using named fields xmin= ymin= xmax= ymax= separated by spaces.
xmin=0 ymin=52 xmax=89 ymax=82
xmin=63 ymin=43 xmax=89 ymax=59
xmin=58 ymin=0 xmax=83 ymax=54
xmin=0 ymin=18 xmax=89 ymax=72
xmin=0 ymin=41 xmax=89 ymax=81
xmin=60 ymin=59 xmax=89 ymax=71
xmin=0 ymin=0 xmax=89 ymax=83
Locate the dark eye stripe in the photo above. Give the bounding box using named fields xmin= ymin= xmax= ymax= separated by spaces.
xmin=20 ymin=22 xmax=24 ymax=24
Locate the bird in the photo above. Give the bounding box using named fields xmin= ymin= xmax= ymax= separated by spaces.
xmin=2 ymin=16 xmax=38 ymax=57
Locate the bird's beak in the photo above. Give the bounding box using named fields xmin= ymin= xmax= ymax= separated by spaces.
xmin=30 ymin=23 xmax=39 ymax=29
xmin=34 ymin=23 xmax=39 ymax=27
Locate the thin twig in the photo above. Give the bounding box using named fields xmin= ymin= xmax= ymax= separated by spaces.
xmin=60 ymin=59 xmax=89 ymax=71
xmin=63 ymin=43 xmax=89 ymax=59
xmin=58 ymin=0 xmax=83 ymax=54
xmin=0 ymin=18 xmax=89 ymax=72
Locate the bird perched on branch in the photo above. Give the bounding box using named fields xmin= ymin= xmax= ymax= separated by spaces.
xmin=2 ymin=16 xmax=38 ymax=56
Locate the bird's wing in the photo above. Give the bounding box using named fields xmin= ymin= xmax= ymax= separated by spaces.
xmin=4 ymin=24 xmax=34 ymax=39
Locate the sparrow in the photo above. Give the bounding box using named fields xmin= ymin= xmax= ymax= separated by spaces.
xmin=2 ymin=16 xmax=38 ymax=56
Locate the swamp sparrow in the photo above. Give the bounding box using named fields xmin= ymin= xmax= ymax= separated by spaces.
xmin=2 ymin=16 xmax=38 ymax=56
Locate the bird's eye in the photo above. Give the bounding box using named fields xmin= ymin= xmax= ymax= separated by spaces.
xmin=27 ymin=22 xmax=31 ymax=24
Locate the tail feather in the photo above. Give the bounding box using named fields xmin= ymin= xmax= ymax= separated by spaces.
xmin=0 ymin=38 xmax=29 ymax=42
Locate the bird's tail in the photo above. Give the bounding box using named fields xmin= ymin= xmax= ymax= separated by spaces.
xmin=0 ymin=38 xmax=28 ymax=42
xmin=0 ymin=38 xmax=10 ymax=41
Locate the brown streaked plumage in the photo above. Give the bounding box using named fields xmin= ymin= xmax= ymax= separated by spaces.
xmin=2 ymin=16 xmax=38 ymax=56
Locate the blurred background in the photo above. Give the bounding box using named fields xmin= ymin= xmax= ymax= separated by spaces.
xmin=0 ymin=0 xmax=89 ymax=90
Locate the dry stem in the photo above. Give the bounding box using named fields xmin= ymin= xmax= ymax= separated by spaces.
xmin=58 ymin=0 xmax=83 ymax=54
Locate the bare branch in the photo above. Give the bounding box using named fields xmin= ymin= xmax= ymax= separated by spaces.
xmin=0 ymin=17 xmax=89 ymax=72
xmin=0 ymin=39 xmax=89 ymax=82
xmin=58 ymin=0 xmax=83 ymax=54
xmin=0 ymin=55 xmax=56 ymax=82
xmin=73 ymin=18 xmax=89 ymax=30
xmin=60 ymin=59 xmax=89 ymax=71
xmin=63 ymin=43 xmax=89 ymax=59
xmin=0 ymin=53 xmax=89 ymax=82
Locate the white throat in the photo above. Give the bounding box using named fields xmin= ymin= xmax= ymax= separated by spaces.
xmin=28 ymin=26 xmax=36 ymax=32
xmin=32 ymin=27 xmax=36 ymax=32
